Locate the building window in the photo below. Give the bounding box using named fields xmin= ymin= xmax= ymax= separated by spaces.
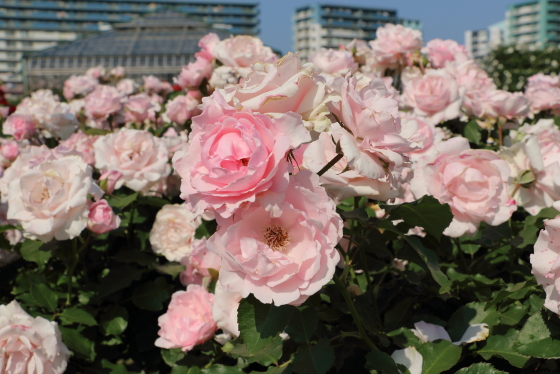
xmin=22 ymin=41 xmax=32 ymax=47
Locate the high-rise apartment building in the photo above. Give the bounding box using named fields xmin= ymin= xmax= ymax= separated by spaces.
xmin=465 ymin=21 xmax=507 ymax=59
xmin=0 ymin=0 xmax=259 ymax=92
xmin=293 ymin=4 xmax=422 ymax=60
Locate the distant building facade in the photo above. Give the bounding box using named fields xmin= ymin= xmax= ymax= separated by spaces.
xmin=465 ymin=21 xmax=507 ymax=59
xmin=24 ymin=12 xmax=228 ymax=91
xmin=293 ymin=4 xmax=422 ymax=60
xmin=0 ymin=0 xmax=259 ymax=92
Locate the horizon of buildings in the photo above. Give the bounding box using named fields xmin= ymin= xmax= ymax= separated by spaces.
xmin=466 ymin=0 xmax=560 ymax=58
xmin=292 ymin=3 xmax=422 ymax=60
xmin=0 ymin=0 xmax=259 ymax=93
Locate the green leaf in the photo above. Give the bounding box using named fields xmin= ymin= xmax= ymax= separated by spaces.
xmin=485 ymin=280 xmax=537 ymax=309
xmin=417 ymin=339 xmax=461 ymax=374
xmin=237 ymin=295 xmax=294 ymax=355
xmin=132 ymin=277 xmax=171 ymax=311
xmin=0 ymin=224 xmax=17 ymax=233
xmin=60 ymin=326 xmax=96 ymax=361
xmin=20 ymin=240 xmax=52 ymax=269
xmin=478 ymin=328 xmax=530 ymax=368
xmin=500 ymin=304 xmax=528 ymax=326
xmin=59 ymin=307 xmax=97 ymax=326
xmin=107 ymin=192 xmax=138 ymax=209
xmin=152 ymin=262 xmax=186 ymax=279
xmin=381 ymin=195 xmax=453 ymax=240
xmin=285 ymin=306 xmax=318 ymax=343
xmin=138 ymin=195 xmax=169 ymax=208
xmin=201 ymin=365 xmax=244 ymax=374
xmin=292 ymin=339 xmax=335 ymax=374
xmin=171 ymin=366 xmax=201 ymax=374
xmin=96 ymin=266 xmax=144 ymax=298
xmin=455 ymin=363 xmax=507 ymax=374
xmin=515 ymin=225 xmax=539 ymax=248
xmin=229 ymin=337 xmax=284 ymax=366
xmin=162 ymin=348 xmax=185 ymax=367
xmin=30 ymin=283 xmax=58 ymax=313
xmin=100 ymin=306 xmax=128 ymax=336
xmin=364 ymin=351 xmax=399 ymax=374
xmin=447 ymin=302 xmax=499 ymax=342
xmin=101 ymin=359 xmax=130 ymax=374
xmin=463 ymin=120 xmax=482 ymax=144
xmin=84 ymin=128 xmax=111 ymax=136
xmin=379 ymin=221 xmax=450 ymax=293
xmin=514 ymin=310 xmax=560 ymax=358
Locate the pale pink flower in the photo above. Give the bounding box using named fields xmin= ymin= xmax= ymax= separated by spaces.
xmin=213 ymin=35 xmax=277 ymax=68
xmin=208 ymin=170 xmax=342 ymax=306
xmin=197 ymin=33 xmax=220 ymax=61
xmin=402 ymin=68 xmax=464 ymax=124
xmin=452 ymin=60 xmax=497 ymax=116
xmin=472 ymin=90 xmax=530 ymax=120
xmin=98 ymin=170 xmax=122 ymax=194
xmin=308 ymin=48 xmax=357 ymax=75
xmin=369 ymin=24 xmax=423 ymax=67
xmin=68 ymin=99 xmax=85 ymax=115
xmin=161 ymin=128 xmax=189 ymax=158
xmin=55 ymin=131 xmax=98 ymax=165
xmin=180 ymin=237 xmax=221 ymax=286
xmin=164 ymin=94 xmax=200 ymax=124
xmin=422 ymin=39 xmax=470 ymax=68
xmin=402 ymin=114 xmax=437 ymax=160
xmin=0 ymin=140 xmax=18 ymax=161
xmin=172 ymin=91 xmax=310 ymax=218
xmin=87 ymin=199 xmax=120 ymax=234
xmin=94 ymin=128 xmax=171 ymax=192
xmin=0 ymin=300 xmax=70 ymax=374
xmin=410 ymin=137 xmax=516 ymax=237
xmin=116 ymin=79 xmax=137 ymax=96
xmin=208 ymin=66 xmax=244 ymax=89
xmin=86 ymin=66 xmax=105 ymax=79
xmin=110 ymin=66 xmax=125 ymax=78
xmin=530 ymin=201 xmax=560 ymax=314
xmin=63 ymin=74 xmax=98 ymax=100
xmin=0 ymin=106 xmax=9 ymax=119
xmin=155 ymin=285 xmax=217 ymax=352
xmin=0 ymin=203 xmax=22 ymax=248
xmin=344 ymin=39 xmax=373 ymax=65
xmin=524 ymin=73 xmax=560 ymax=114
xmin=212 ymin=282 xmax=242 ymax=338
xmin=175 ymin=56 xmax=213 ymax=89
xmin=143 ymin=75 xmax=167 ymax=93
xmin=328 ymin=76 xmax=420 ymax=184
xmin=84 ymin=85 xmax=122 ymax=128
xmin=123 ymin=93 xmax=161 ymax=123
xmin=149 ymin=204 xmax=201 ymax=262
xmin=7 ymin=156 xmax=103 ymax=242
xmin=221 ymin=53 xmax=335 ymax=130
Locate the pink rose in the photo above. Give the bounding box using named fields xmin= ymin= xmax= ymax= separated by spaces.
xmin=402 ymin=114 xmax=437 ymax=160
xmin=55 ymin=131 xmax=98 ymax=165
xmin=422 ymin=39 xmax=470 ymax=68
xmin=164 ymin=94 xmax=200 ymax=124
xmin=123 ymin=93 xmax=160 ymax=123
xmin=110 ymin=66 xmax=125 ymax=78
xmin=452 ymin=60 xmax=497 ymax=116
xmin=173 ymin=91 xmax=310 ymax=218
xmin=143 ymin=75 xmax=168 ymax=93
xmin=530 ymin=201 xmax=560 ymax=314
xmin=197 ymin=33 xmax=220 ymax=61
xmin=0 ymin=106 xmax=9 ymax=119
xmin=524 ymin=73 xmax=560 ymax=114
xmin=3 ymin=114 xmax=37 ymax=140
xmin=116 ymin=79 xmax=137 ymax=96
xmin=175 ymin=56 xmax=213 ymax=89
xmin=213 ymin=35 xmax=277 ymax=68
xmin=308 ymin=48 xmax=357 ymax=75
xmin=155 ymin=285 xmax=217 ymax=352
xmin=0 ymin=300 xmax=70 ymax=374
xmin=369 ymin=24 xmax=423 ymax=66
xmin=7 ymin=156 xmax=103 ymax=242
xmin=63 ymin=74 xmax=98 ymax=100
xmin=344 ymin=39 xmax=373 ymax=65
xmin=212 ymin=282 xmax=242 ymax=338
xmin=180 ymin=237 xmax=221 ymax=286
xmin=471 ymin=90 xmax=530 ymax=120
xmin=410 ymin=137 xmax=516 ymax=237
xmin=328 ymin=76 xmax=420 ymax=182
xmin=0 ymin=140 xmax=18 ymax=161
xmin=403 ymin=68 xmax=464 ymax=124
xmin=87 ymin=199 xmax=120 ymax=234
xmin=208 ymin=170 xmax=342 ymax=306
xmin=84 ymin=85 xmax=122 ymax=128
xmin=99 ymin=170 xmax=123 ymax=194
xmin=86 ymin=66 xmax=105 ymax=79
xmin=221 ymin=53 xmax=334 ymax=129
xmin=149 ymin=204 xmax=201 ymax=262
xmin=94 ymin=128 xmax=170 ymax=192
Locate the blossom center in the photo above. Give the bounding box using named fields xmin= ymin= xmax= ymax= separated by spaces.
xmin=262 ymin=225 xmax=290 ymax=252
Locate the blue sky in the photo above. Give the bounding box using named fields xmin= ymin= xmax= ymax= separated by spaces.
xmin=217 ymin=0 xmax=522 ymax=54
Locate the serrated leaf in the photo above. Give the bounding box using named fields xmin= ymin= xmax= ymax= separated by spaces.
xmin=132 ymin=277 xmax=171 ymax=311
xmin=20 ymin=240 xmax=51 ymax=269
xmin=364 ymin=351 xmax=399 ymax=374
xmin=500 ymin=304 xmax=528 ymax=326
xmin=447 ymin=302 xmax=499 ymax=342
xmin=100 ymin=306 xmax=128 ymax=336
xmin=30 ymin=283 xmax=58 ymax=313
xmin=381 ymin=195 xmax=453 ymax=240
xmin=59 ymin=307 xmax=97 ymax=326
xmin=60 ymin=326 xmax=96 ymax=361
xmin=455 ymin=363 xmax=506 ymax=374
xmin=292 ymin=339 xmax=334 ymax=374
xmin=238 ymin=295 xmax=294 ymax=355
xmin=514 ymin=311 xmax=560 ymax=358
xmin=285 ymin=306 xmax=318 ymax=343
xmin=478 ymin=329 xmax=530 ymax=367
xmin=485 ymin=280 xmax=537 ymax=309
xmin=417 ymin=339 xmax=461 ymax=374
xmin=230 ymin=336 xmax=284 ymax=366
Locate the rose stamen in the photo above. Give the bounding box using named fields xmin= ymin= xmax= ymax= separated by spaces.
xmin=263 ymin=225 xmax=290 ymax=252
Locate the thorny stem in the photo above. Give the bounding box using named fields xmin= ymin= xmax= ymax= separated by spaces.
xmin=333 ymin=274 xmax=378 ymax=352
